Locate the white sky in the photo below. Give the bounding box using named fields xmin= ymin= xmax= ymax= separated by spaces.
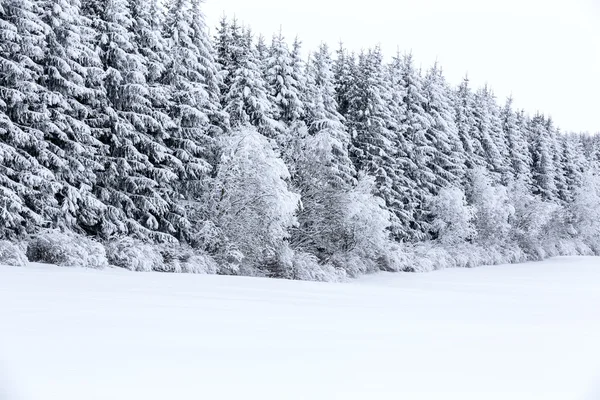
xmin=203 ymin=0 xmax=600 ymax=133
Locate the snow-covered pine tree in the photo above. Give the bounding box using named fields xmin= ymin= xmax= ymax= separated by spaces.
xmin=39 ymin=0 xmax=107 ymax=232
xmin=0 ymin=0 xmax=63 ymax=237
xmin=306 ymin=43 xmax=355 ymax=184
xmin=264 ymin=31 xmax=313 ymax=183
xmin=566 ymin=135 xmax=588 ymax=198
xmin=454 ymin=77 xmax=483 ymax=174
xmin=255 ymin=33 xmax=268 ymax=74
xmin=347 ymin=47 xmax=408 ymax=241
xmin=83 ymin=0 xmax=183 ymax=242
xmin=395 ymin=53 xmax=438 ymax=239
xmin=162 ymin=0 xmax=232 ymax=243
xmin=221 ymin=25 xmax=279 ymax=137
xmin=188 ymin=0 xmax=227 ymax=138
xmin=290 ymin=36 xmax=308 ymax=122
xmin=128 ymin=0 xmax=175 ymax=136
xmin=528 ymin=114 xmax=558 ymax=201
xmin=214 ymin=16 xmax=245 ymax=106
xmin=472 ymin=86 xmax=510 ymax=182
xmin=552 ymin=128 xmax=569 ymax=205
xmin=422 ymin=62 xmax=465 ymax=190
xmin=556 ymin=133 xmax=587 ymax=204
xmin=386 ymin=51 xmax=416 ymax=199
xmin=502 ymin=98 xmax=532 ymax=184
xmin=265 ymin=29 xmax=303 ymax=124
xmin=290 ymin=43 xmax=357 ymax=262
xmin=214 ymin=15 xmax=235 ymax=97
xmin=333 ymin=43 xmax=356 ymax=118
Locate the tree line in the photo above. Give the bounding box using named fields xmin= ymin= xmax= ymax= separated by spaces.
xmin=1 ymin=0 xmax=599 ymax=278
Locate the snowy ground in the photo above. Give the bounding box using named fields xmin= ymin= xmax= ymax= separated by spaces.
xmin=1 ymin=257 xmax=600 ymax=400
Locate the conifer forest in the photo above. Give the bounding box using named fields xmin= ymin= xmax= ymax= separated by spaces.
xmin=1 ymin=0 xmax=600 ymax=279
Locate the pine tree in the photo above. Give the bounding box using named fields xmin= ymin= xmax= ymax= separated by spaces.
xmin=39 ymin=0 xmax=107 ymax=232
xmin=552 ymin=129 xmax=569 ymax=204
xmin=306 ymin=43 xmax=355 ymax=185
xmin=83 ymin=0 xmax=183 ymax=241
xmin=529 ymin=114 xmax=557 ymax=201
xmin=502 ymin=99 xmax=532 ymax=184
xmin=347 ymin=47 xmax=408 ymax=240
xmin=422 ymin=62 xmax=465 ymax=189
xmin=221 ymin=25 xmax=278 ymax=137
xmin=290 ymin=43 xmax=357 ymax=261
xmin=163 ymin=0 xmax=221 ymax=177
xmin=214 ymin=15 xmax=234 ymax=96
xmin=396 ymin=54 xmax=437 ymax=239
xmin=290 ymin=36 xmax=308 ymax=122
xmin=128 ymin=0 xmax=173 ymax=131
xmin=0 ymin=0 xmax=63 ymax=237
xmin=189 ymin=0 xmax=226 ymax=137
xmin=255 ymin=33 xmax=268 ymax=71
xmin=454 ymin=77 xmax=482 ymax=174
xmin=472 ymin=86 xmax=509 ymax=182
xmin=333 ymin=43 xmax=355 ymax=118
xmin=265 ymin=29 xmax=303 ymax=124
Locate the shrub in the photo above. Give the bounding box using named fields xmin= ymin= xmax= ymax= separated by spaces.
xmin=159 ymin=244 xmax=218 ymax=274
xmin=283 ymin=248 xmax=345 ymax=282
xmin=26 ymin=230 xmax=108 ymax=268
xmin=0 ymin=240 xmax=28 ymax=267
xmin=105 ymin=237 xmax=163 ymax=272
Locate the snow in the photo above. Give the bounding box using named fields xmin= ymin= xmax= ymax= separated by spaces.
xmin=1 ymin=257 xmax=600 ymax=400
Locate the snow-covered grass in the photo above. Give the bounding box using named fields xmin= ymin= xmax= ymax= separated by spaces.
xmin=1 ymin=257 xmax=599 ymax=400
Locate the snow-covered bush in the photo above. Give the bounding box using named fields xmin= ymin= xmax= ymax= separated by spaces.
xmin=336 ymin=174 xmax=397 ymax=276
xmin=26 ymin=230 xmax=108 ymax=268
xmin=0 ymin=240 xmax=28 ymax=267
xmin=105 ymin=237 xmax=164 ymax=272
xmin=107 ymin=236 xmax=219 ymax=274
xmin=397 ymin=239 xmax=530 ymax=272
xmin=192 ymin=221 xmax=225 ymax=255
xmin=208 ymin=126 xmax=300 ymax=276
xmin=158 ymin=245 xmax=218 ymax=274
xmin=468 ymin=168 xmax=514 ymax=245
xmin=380 ymin=243 xmax=412 ymax=272
xmin=508 ymin=178 xmax=561 ymax=258
xmin=276 ymin=246 xmax=346 ymax=282
xmin=290 ymin=128 xmax=356 ymax=265
xmin=430 ymin=186 xmax=476 ymax=246
xmin=215 ymin=244 xmax=245 ymax=275
xmin=183 ymin=250 xmax=219 ymax=274
xmin=569 ymin=171 xmax=600 ymax=250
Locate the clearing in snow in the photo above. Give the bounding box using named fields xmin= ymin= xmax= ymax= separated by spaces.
xmin=1 ymin=257 xmax=600 ymax=400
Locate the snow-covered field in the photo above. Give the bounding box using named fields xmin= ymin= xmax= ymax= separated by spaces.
xmin=1 ymin=257 xmax=599 ymax=400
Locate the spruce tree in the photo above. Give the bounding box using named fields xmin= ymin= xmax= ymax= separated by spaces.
xmin=529 ymin=114 xmax=557 ymax=201
xmin=333 ymin=43 xmax=355 ymax=118
xmin=290 ymin=36 xmax=308 ymax=122
xmin=472 ymin=86 xmax=509 ymax=182
xmin=290 ymin=43 xmax=359 ymax=262
xmin=502 ymin=99 xmax=532 ymax=184
xmin=265 ymin=29 xmax=303 ymax=124
xmin=40 ymin=0 xmax=107 ymax=231
xmin=347 ymin=47 xmax=408 ymax=240
xmin=0 ymin=0 xmax=61 ymax=237
xmin=221 ymin=25 xmax=278 ymax=137
xmin=422 ymin=62 xmax=465 ymax=190
xmin=454 ymin=77 xmax=482 ymax=174
xmin=84 ymin=0 xmax=183 ymax=241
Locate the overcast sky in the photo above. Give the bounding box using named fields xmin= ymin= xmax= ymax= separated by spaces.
xmin=203 ymin=0 xmax=599 ymax=133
